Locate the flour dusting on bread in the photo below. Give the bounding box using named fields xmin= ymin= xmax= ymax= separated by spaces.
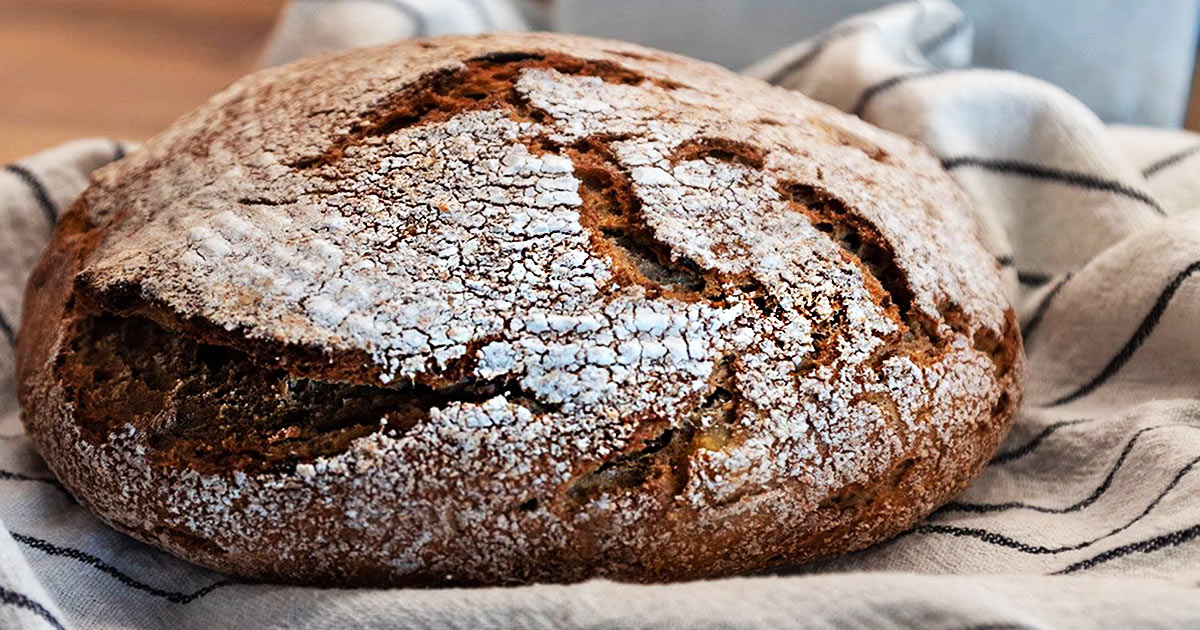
xmin=17 ymin=33 xmax=1022 ymax=585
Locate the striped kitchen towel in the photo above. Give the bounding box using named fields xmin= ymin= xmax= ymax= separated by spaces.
xmin=3 ymin=1 xmax=1200 ymax=628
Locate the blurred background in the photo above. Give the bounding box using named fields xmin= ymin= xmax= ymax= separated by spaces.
xmin=3 ymin=0 xmax=1199 ymax=163
xmin=1 ymin=0 xmax=284 ymax=161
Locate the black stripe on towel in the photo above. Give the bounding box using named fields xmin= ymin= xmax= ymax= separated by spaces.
xmin=909 ymin=523 xmax=1085 ymax=555
xmin=1141 ymin=143 xmax=1200 ymax=178
xmin=1022 ymin=273 xmax=1072 ymax=342
xmin=771 ymin=19 xmax=964 ymax=88
xmin=4 ymin=164 xmax=58 ymax=223
xmin=942 ymin=156 xmax=1166 ymax=216
xmin=768 ymin=430 xmax=1200 ymax=575
xmin=0 ymin=312 xmax=14 ymax=347
xmin=0 ymin=469 xmax=64 ymax=490
xmin=12 ymin=533 xmax=237 ymax=604
xmin=1046 ymin=259 xmax=1200 ymax=406
xmin=850 ymin=68 xmax=953 ymax=116
xmin=1054 ymin=520 xmax=1200 ymax=574
xmin=0 ymin=586 xmax=66 ymax=630
xmin=941 ymin=424 xmax=1179 ymax=514
xmin=764 ymin=24 xmax=870 ymax=85
xmin=1017 ymin=270 xmax=1052 ymax=286
xmin=917 ymin=16 xmax=968 ymax=55
xmin=988 ymin=418 xmax=1091 ymax=466
xmin=917 ymin=451 xmax=1200 ymax=561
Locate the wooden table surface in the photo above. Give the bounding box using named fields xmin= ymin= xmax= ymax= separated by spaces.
xmin=2 ymin=0 xmax=1199 ymax=164
xmin=0 ymin=0 xmax=286 ymax=163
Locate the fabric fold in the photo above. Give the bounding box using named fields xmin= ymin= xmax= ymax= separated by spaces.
xmin=3 ymin=1 xmax=1199 ymax=627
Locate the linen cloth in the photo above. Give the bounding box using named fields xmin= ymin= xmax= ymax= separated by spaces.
xmin=554 ymin=0 xmax=1200 ymax=127
xmin=4 ymin=1 xmax=1200 ymax=627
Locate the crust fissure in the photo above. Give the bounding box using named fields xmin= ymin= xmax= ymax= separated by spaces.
xmin=778 ymin=182 xmax=917 ymax=332
xmin=564 ymin=353 xmax=743 ymax=504
xmin=57 ymin=311 xmax=560 ymax=474
xmin=290 ymin=52 xmax=674 ymax=170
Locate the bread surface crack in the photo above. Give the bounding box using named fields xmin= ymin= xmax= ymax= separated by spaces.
xmin=779 ymin=182 xmax=917 ymax=334
xmin=58 ymin=312 xmax=559 ymax=475
xmin=668 ymin=137 xmax=765 ymax=170
xmin=290 ymin=51 xmax=674 ymax=169
xmin=564 ymin=354 xmax=743 ymax=504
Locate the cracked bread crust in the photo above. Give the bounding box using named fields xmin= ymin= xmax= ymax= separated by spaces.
xmin=17 ymin=33 xmax=1022 ymax=586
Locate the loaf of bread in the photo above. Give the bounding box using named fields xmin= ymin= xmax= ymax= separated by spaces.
xmin=17 ymin=33 xmax=1022 ymax=586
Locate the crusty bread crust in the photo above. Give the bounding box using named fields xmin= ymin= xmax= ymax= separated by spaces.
xmin=18 ymin=33 xmax=1022 ymax=586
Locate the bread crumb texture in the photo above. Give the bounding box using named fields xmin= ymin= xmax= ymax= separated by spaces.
xmin=21 ymin=34 xmax=1021 ymax=585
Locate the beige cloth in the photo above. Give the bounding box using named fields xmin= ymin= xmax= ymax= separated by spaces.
xmin=3 ymin=1 xmax=1200 ymax=627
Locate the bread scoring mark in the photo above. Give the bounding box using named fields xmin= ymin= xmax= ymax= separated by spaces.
xmin=565 ymin=352 xmax=743 ymax=504
xmin=770 ymin=181 xmax=1021 ymax=446
xmin=778 ymin=182 xmax=915 ymax=330
xmin=667 ymin=137 xmax=766 ymax=170
xmin=970 ymin=306 xmax=1021 ymax=382
xmin=534 ymin=135 xmax=710 ymax=299
xmin=56 ymin=312 xmax=562 ymax=474
xmin=566 ymin=421 xmax=685 ymax=501
xmin=290 ymin=52 xmax=679 ymax=170
xmin=649 ymin=140 xmax=931 ymax=374
xmin=522 ymin=134 xmax=781 ymax=319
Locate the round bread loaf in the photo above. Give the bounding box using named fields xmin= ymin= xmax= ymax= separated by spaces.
xmin=17 ymin=33 xmax=1022 ymax=586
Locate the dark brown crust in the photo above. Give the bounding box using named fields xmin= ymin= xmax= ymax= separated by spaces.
xmin=289 ymin=52 xmax=679 ymax=171
xmin=17 ymin=33 xmax=1023 ymax=587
